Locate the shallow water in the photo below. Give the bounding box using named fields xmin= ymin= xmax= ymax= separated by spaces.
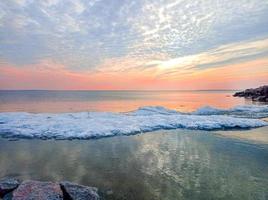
xmin=1 ymin=128 xmax=268 ymax=200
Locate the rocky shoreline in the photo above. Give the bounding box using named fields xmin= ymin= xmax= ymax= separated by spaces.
xmin=0 ymin=178 xmax=99 ymax=200
xmin=233 ymin=85 xmax=268 ymax=102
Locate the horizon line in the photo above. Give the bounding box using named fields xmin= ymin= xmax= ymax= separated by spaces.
xmin=0 ymin=89 xmax=242 ymax=92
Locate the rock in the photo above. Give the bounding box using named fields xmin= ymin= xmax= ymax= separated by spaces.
xmin=253 ymin=96 xmax=267 ymax=102
xmin=60 ymin=181 xmax=99 ymax=200
xmin=233 ymin=85 xmax=268 ymax=102
xmin=12 ymin=180 xmax=63 ymax=200
xmin=0 ymin=178 xmax=100 ymax=200
xmin=233 ymin=91 xmax=245 ymax=97
xmin=244 ymin=88 xmax=255 ymax=97
xmin=3 ymin=191 xmax=13 ymax=200
xmin=0 ymin=177 xmax=20 ymax=198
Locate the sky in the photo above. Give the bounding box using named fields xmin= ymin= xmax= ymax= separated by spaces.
xmin=0 ymin=0 xmax=268 ymax=90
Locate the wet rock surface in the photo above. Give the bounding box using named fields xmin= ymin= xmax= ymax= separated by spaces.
xmin=60 ymin=182 xmax=99 ymax=200
xmin=233 ymin=85 xmax=268 ymax=102
xmin=0 ymin=178 xmax=100 ymax=200
xmin=12 ymin=181 xmax=63 ymax=200
xmin=0 ymin=178 xmax=20 ymax=198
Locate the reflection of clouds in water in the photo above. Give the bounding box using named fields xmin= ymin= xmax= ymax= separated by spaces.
xmin=134 ymin=131 xmax=211 ymax=197
xmin=132 ymin=130 xmax=268 ymax=199
xmin=0 ymin=141 xmax=85 ymax=182
xmin=0 ymin=137 xmax=146 ymax=193
xmin=0 ymin=131 xmax=268 ymax=199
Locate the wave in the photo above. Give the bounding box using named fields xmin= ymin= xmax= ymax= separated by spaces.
xmin=127 ymin=106 xmax=180 ymax=116
xmin=0 ymin=105 xmax=267 ymax=140
xmin=193 ymin=105 xmax=268 ymax=118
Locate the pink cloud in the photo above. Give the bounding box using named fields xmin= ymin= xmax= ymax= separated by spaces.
xmin=0 ymin=58 xmax=267 ymax=90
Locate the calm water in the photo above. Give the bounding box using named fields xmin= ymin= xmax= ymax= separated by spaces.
xmin=0 ymin=90 xmax=268 ymax=199
xmin=0 ymin=129 xmax=268 ymax=200
xmin=0 ymin=90 xmax=258 ymax=113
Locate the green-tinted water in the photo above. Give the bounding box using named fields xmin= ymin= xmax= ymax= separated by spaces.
xmin=1 ymin=129 xmax=268 ymax=200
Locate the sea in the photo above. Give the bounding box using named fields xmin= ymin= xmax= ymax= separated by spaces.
xmin=0 ymin=90 xmax=260 ymax=113
xmin=0 ymin=90 xmax=268 ymax=200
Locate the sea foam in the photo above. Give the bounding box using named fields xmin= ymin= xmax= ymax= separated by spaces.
xmin=193 ymin=105 xmax=268 ymax=118
xmin=0 ymin=105 xmax=267 ymax=140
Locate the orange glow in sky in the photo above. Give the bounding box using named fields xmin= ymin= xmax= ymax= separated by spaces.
xmin=1 ymin=56 xmax=268 ymax=90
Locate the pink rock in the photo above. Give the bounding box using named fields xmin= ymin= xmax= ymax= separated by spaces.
xmin=12 ymin=180 xmax=63 ymax=200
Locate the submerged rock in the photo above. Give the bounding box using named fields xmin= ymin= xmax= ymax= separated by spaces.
xmin=233 ymin=85 xmax=268 ymax=102
xmin=12 ymin=180 xmax=63 ymax=200
xmin=60 ymin=181 xmax=99 ymax=200
xmin=0 ymin=178 xmax=20 ymax=198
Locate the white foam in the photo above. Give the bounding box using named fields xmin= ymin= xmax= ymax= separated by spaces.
xmin=193 ymin=105 xmax=268 ymax=118
xmin=0 ymin=106 xmax=267 ymax=140
xmin=128 ymin=106 xmax=180 ymax=116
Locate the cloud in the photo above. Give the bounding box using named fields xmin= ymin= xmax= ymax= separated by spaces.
xmin=0 ymin=59 xmax=160 ymax=90
xmin=93 ymin=37 xmax=268 ymax=78
xmin=1 ymin=0 xmax=268 ymax=71
xmin=1 ymin=57 xmax=267 ymax=90
xmin=148 ymin=38 xmax=268 ymax=78
xmin=126 ymin=0 xmax=268 ymax=57
xmin=0 ymin=0 xmax=268 ymax=90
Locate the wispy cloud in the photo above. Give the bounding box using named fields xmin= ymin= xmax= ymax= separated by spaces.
xmin=153 ymin=38 xmax=268 ymax=77
xmin=0 ymin=0 xmax=268 ymax=89
xmin=93 ymin=38 xmax=268 ymax=77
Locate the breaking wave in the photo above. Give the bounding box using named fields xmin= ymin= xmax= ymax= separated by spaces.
xmin=0 ymin=105 xmax=267 ymax=140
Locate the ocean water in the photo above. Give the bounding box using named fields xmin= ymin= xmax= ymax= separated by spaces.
xmin=0 ymin=90 xmax=260 ymax=113
xmin=0 ymin=90 xmax=268 ymax=199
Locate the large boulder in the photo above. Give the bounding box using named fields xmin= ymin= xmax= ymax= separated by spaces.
xmin=60 ymin=181 xmax=99 ymax=200
xmin=12 ymin=180 xmax=63 ymax=200
xmin=0 ymin=177 xmax=20 ymax=198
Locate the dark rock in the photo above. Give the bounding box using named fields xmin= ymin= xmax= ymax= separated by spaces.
xmin=12 ymin=180 xmax=63 ymax=200
xmin=3 ymin=191 xmax=13 ymax=200
xmin=0 ymin=178 xmax=20 ymax=198
xmin=253 ymin=96 xmax=267 ymax=102
xmin=233 ymin=91 xmax=245 ymax=97
xmin=233 ymin=85 xmax=268 ymax=102
xmin=60 ymin=181 xmax=99 ymax=200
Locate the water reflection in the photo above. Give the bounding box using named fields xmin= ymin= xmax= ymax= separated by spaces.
xmin=0 ymin=130 xmax=268 ymax=200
